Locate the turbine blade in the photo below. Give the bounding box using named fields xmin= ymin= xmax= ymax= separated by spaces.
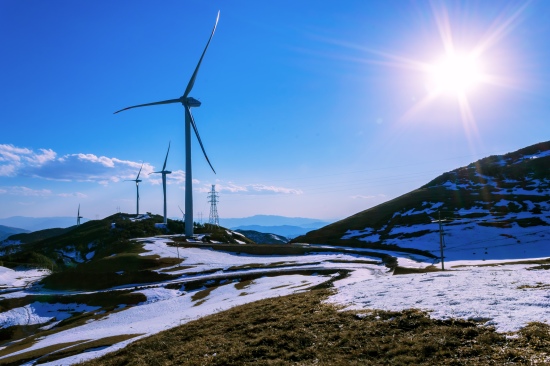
xmin=185 ymin=106 xmax=216 ymax=174
xmin=162 ymin=141 xmax=171 ymax=171
xmin=136 ymin=163 xmax=144 ymax=180
xmin=178 ymin=205 xmax=184 ymax=214
xmin=114 ymin=98 xmax=181 ymax=114
xmin=182 ymin=11 xmax=220 ymax=98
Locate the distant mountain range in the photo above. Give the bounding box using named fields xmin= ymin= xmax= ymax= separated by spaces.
xmin=0 ymin=225 xmax=29 ymax=241
xmin=294 ymin=140 xmax=550 ymax=262
xmin=234 ymin=230 xmax=289 ymax=244
xmin=219 ymin=215 xmax=331 ymax=228
xmin=231 ymin=225 xmax=313 ymax=239
xmin=0 ymin=215 xmax=326 ymax=238
xmin=220 ymin=215 xmax=332 ymax=238
xmin=0 ymin=216 xmax=89 ymax=232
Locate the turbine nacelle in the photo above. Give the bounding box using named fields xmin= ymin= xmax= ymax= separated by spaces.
xmin=183 ymin=97 xmax=201 ymax=108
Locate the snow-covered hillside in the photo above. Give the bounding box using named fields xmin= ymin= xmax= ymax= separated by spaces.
xmin=297 ymin=141 xmax=550 ymax=262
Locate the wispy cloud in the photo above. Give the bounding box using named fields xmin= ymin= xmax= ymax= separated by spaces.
xmin=0 ymin=186 xmax=52 ymax=197
xmin=149 ymin=170 xmax=186 ymax=186
xmin=199 ymin=182 xmax=303 ymax=195
xmin=0 ymin=185 xmax=88 ymax=198
xmin=57 ymin=192 xmax=88 ymax=198
xmin=350 ymin=194 xmax=386 ymax=200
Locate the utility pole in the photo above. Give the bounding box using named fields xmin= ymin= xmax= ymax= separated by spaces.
xmin=208 ymin=184 xmax=220 ymax=228
xmin=437 ymin=211 xmax=445 ymax=271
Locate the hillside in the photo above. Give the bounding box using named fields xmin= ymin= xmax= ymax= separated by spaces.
xmin=0 ymin=226 xmax=28 ymax=241
xmin=294 ymin=140 xmax=550 ymax=262
xmin=2 ymin=227 xmax=74 ymax=245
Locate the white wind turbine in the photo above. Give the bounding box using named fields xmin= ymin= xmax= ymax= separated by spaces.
xmin=125 ymin=163 xmax=143 ymax=216
xmin=115 ymin=12 xmax=220 ymax=237
xmin=77 ymin=204 xmax=83 ymax=226
xmin=151 ymin=142 xmax=172 ymax=224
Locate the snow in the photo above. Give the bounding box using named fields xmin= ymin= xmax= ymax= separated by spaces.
xmin=2 ymin=236 xmax=550 ymax=365
xmin=0 ymin=267 xmax=50 ymax=289
xmin=328 ymin=263 xmax=550 ymax=333
xmin=0 ymin=302 xmax=100 ymax=328
xmin=56 ymin=246 xmax=85 ymax=263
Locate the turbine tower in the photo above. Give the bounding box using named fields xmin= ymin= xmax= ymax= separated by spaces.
xmin=125 ymin=163 xmax=143 ymax=216
xmin=114 ymin=12 xmax=220 ymax=237
xmin=208 ymin=184 xmax=219 ymax=227
xmin=151 ymin=142 xmax=172 ymax=224
xmin=77 ymin=204 xmax=83 ymax=226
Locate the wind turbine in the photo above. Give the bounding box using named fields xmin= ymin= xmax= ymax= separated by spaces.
xmin=114 ymin=11 xmax=219 ymax=237
xmin=151 ymin=142 xmax=172 ymax=224
xmin=178 ymin=205 xmax=185 ymax=237
xmin=126 ymin=163 xmax=143 ymax=216
xmin=77 ymin=204 xmax=83 ymax=226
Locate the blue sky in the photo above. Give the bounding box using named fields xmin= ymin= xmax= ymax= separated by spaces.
xmin=1 ymin=0 xmax=549 ymax=221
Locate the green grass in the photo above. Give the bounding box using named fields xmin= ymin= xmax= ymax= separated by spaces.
xmin=79 ymin=289 xmax=550 ymax=366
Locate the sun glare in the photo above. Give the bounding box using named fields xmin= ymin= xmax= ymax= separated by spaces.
xmin=426 ymin=53 xmax=483 ymax=96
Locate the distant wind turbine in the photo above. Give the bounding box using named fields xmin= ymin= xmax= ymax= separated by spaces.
xmin=77 ymin=204 xmax=83 ymax=226
xmin=151 ymin=142 xmax=172 ymax=224
xmin=178 ymin=205 xmax=185 ymax=222
xmin=114 ymin=11 xmax=220 ymax=237
xmin=125 ymin=163 xmax=143 ymax=216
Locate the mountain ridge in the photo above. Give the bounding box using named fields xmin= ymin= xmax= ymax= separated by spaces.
xmin=0 ymin=216 xmax=90 ymax=232
xmin=219 ymin=215 xmax=331 ymax=228
xmin=0 ymin=225 xmax=29 ymax=241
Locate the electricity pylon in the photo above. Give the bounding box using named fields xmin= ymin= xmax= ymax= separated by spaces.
xmin=208 ymin=184 xmax=219 ymax=228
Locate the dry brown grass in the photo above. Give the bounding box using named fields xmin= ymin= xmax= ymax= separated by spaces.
xmin=393 ymin=265 xmax=441 ymax=275
xmin=79 ymin=289 xmax=550 ymax=366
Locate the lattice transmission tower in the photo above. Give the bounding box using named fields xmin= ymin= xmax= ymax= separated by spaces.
xmin=208 ymin=184 xmax=219 ymax=227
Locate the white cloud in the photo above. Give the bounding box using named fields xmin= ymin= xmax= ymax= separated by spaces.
xmin=0 ymin=144 xmax=32 ymax=163
xmin=31 ymin=149 xmax=57 ymax=165
xmin=0 ymin=144 xmax=157 ymax=184
xmin=0 ymin=144 xmax=53 ymax=177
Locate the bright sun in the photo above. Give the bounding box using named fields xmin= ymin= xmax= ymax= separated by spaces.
xmin=426 ymin=53 xmax=484 ymax=96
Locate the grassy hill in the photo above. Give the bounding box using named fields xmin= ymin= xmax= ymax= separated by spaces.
xmin=0 ymin=213 xmax=255 ymax=291
xmin=3 ymin=227 xmax=74 ymax=245
xmin=293 ymin=141 xmax=550 ymax=261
